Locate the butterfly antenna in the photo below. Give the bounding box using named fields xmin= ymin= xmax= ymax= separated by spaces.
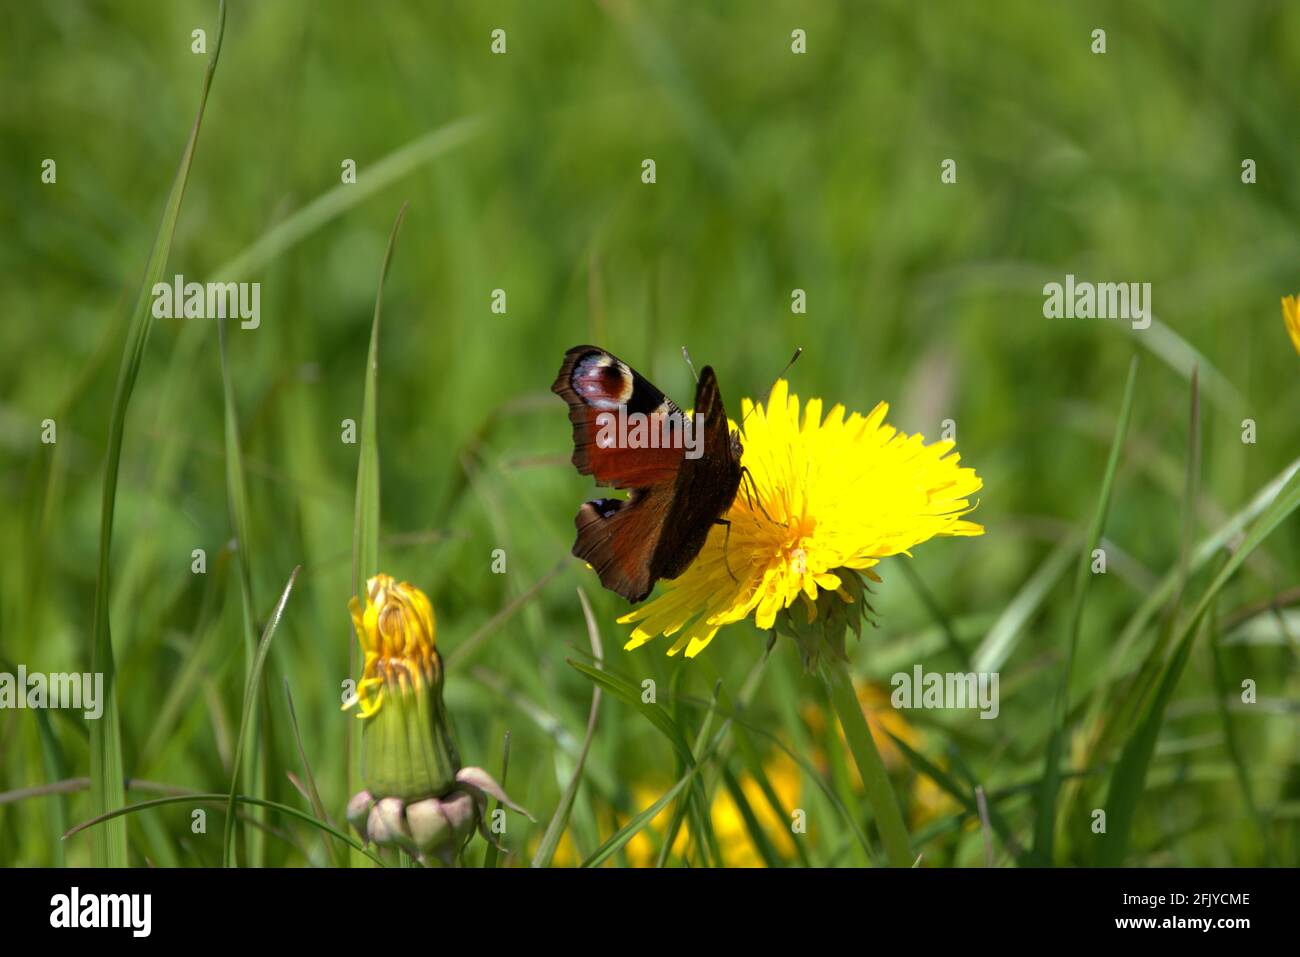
xmin=681 ymin=346 xmax=699 ymax=383
xmin=741 ymin=347 xmax=803 ymax=427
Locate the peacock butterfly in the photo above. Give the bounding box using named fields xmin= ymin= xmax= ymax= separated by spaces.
xmin=551 ymin=345 xmax=743 ymax=603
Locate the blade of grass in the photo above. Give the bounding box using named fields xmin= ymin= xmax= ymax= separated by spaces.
xmin=581 ymin=768 xmax=694 ymax=868
xmin=284 ymin=678 xmax=345 ymax=868
xmin=1208 ymin=612 xmax=1271 ymax=863
xmin=481 ymin=732 xmax=511 ymax=869
xmin=532 ymin=589 xmax=604 ymax=867
xmin=215 ymin=122 xmax=482 ymax=283
xmin=346 ymin=201 xmax=407 ymax=865
xmin=351 ymin=201 xmax=408 ymax=600
xmin=217 ymin=316 xmax=263 ymax=865
xmin=65 ymin=792 xmax=383 ymax=866
xmin=1099 ymin=464 xmax=1300 ymax=865
xmin=568 ymin=659 xmax=718 ymax=865
xmin=446 ymin=557 xmax=568 ymax=667
xmin=718 ymin=684 xmax=812 ymax=867
xmin=718 ymin=765 xmax=783 ymax=868
xmin=222 ymin=565 xmax=299 ymax=866
xmin=34 ymin=711 xmax=70 ymax=867
xmin=671 ymin=684 xmax=874 ymax=859
xmin=657 ymin=680 xmax=723 ymax=868
xmin=568 ymin=661 xmax=696 ymax=765
xmin=899 ymin=560 xmax=970 ymax=668
xmin=1079 ymin=454 xmax=1300 ymax=753
xmin=1032 ymin=356 xmax=1137 ymax=865
xmin=578 ymin=687 xmax=747 ymax=869
xmin=885 ymin=731 xmax=1026 ymax=865
xmin=971 ymin=532 xmax=1078 ymax=674
xmin=88 ymin=0 xmax=226 ymax=867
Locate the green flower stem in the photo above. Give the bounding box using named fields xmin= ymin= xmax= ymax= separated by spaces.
xmin=824 ymin=656 xmax=913 ymax=867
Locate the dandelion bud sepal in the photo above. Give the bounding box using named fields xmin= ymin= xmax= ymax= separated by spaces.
xmin=774 ymin=567 xmax=877 ymax=670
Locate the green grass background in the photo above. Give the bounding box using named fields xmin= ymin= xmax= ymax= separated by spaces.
xmin=2 ymin=0 xmax=1298 ymax=867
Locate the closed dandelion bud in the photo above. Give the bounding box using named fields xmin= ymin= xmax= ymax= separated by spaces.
xmin=346 ymin=575 xmax=460 ymax=802
xmin=344 ymin=573 xmax=534 ymax=863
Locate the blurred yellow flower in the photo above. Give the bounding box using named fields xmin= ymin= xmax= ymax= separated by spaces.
xmin=620 ymin=380 xmax=983 ymax=658
xmin=622 ymin=754 xmax=803 ymax=867
xmin=804 ymin=680 xmax=918 ymax=771
xmin=346 ymin=574 xmax=439 ymax=719
xmin=1283 ymin=295 xmax=1300 ymax=356
xmin=804 ymin=680 xmax=956 ymax=827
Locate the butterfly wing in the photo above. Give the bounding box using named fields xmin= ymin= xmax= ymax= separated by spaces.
xmin=552 ymin=347 xmax=741 ymax=603
xmin=571 ymin=491 xmax=673 ymax=602
xmin=651 ymin=366 xmax=744 ymax=580
xmin=551 ymin=346 xmax=687 ymax=490
xmin=552 ymin=346 xmax=692 ymax=601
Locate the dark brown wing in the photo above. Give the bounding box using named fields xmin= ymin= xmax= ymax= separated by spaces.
xmin=650 ymin=366 xmax=744 ymax=581
xmin=572 ymin=491 xmax=673 ymax=602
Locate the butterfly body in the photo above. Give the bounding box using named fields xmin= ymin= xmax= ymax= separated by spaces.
xmin=552 ymin=346 xmax=742 ymax=602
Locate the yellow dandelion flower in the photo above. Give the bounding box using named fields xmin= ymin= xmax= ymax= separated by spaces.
xmin=1283 ymin=295 xmax=1300 ymax=356
xmin=619 ymin=379 xmax=983 ymax=659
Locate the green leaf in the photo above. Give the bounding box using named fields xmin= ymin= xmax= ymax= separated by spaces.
xmin=351 ymin=202 xmax=408 ymax=600
xmin=1033 ymin=356 xmax=1137 ymax=864
xmin=284 ymin=678 xmax=345 ymax=868
xmin=568 ymin=659 xmax=716 ymax=865
xmin=88 ymin=0 xmax=226 ymax=867
xmin=532 ymin=589 xmax=603 ymax=867
xmin=346 ymin=202 xmax=407 ymax=866
xmin=971 ymin=533 xmax=1078 ymax=675
xmin=217 ymin=316 xmax=263 ymax=865
xmin=568 ymin=661 xmax=696 ymax=767
xmin=718 ymin=765 xmax=783 ymax=868
xmin=66 ymin=792 xmax=383 ymax=867
xmin=580 ymin=771 xmax=694 ymax=869
xmin=1099 ymin=463 xmax=1300 ymax=865
xmin=1078 ymin=454 xmax=1300 ymax=760
xmin=223 ymin=566 xmax=299 ymax=866
xmin=481 ymin=732 xmax=511 ymax=869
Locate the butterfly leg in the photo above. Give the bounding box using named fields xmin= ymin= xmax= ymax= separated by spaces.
xmin=740 ymin=466 xmax=784 ymax=526
xmin=716 ymin=518 xmax=740 ymax=583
